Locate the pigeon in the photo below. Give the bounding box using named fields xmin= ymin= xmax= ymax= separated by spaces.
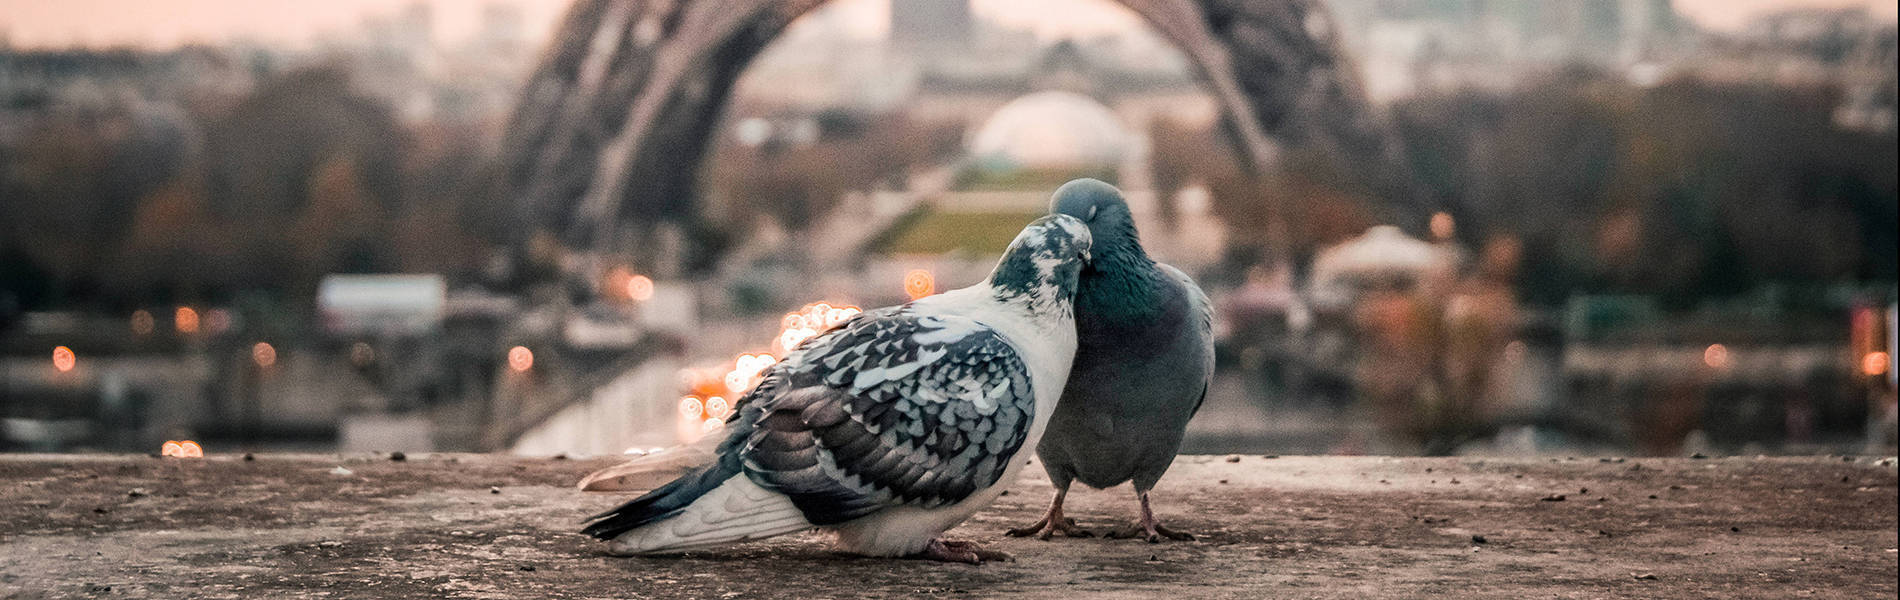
xmin=1005 ymin=178 xmax=1214 ymax=543
xmin=582 ymin=215 xmax=1092 ymax=563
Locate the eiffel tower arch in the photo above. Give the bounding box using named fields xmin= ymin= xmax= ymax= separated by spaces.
xmin=499 ymin=0 xmax=1423 ymax=273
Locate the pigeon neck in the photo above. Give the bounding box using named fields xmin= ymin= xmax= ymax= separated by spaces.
xmin=1079 ymin=237 xmax=1163 ymax=319
xmin=987 ymin=250 xmax=1079 ymax=321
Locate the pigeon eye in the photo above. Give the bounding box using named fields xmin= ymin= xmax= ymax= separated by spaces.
xmin=1087 ymin=205 xmax=1099 ymax=221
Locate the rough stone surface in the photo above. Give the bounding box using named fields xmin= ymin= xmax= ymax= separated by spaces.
xmin=1 ymin=454 xmax=1894 ymax=599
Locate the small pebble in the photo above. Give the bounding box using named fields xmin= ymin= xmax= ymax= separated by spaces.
xmin=1224 ymin=455 xmax=1240 ymax=463
xmin=1470 ymin=534 xmax=1487 ymax=544
xmin=1633 ymin=573 xmax=1658 ymax=581
xmin=1541 ymin=494 xmax=1566 ymax=502
xmin=490 ymin=486 xmax=502 ymax=494
xmin=126 ymin=488 xmax=148 ymax=498
xmin=329 ymin=466 xmax=353 ymax=476
xmin=390 ymin=451 xmax=407 ymax=462
xmin=1730 ymin=526 xmax=1740 ymax=532
xmin=242 ymin=453 xmax=255 ymax=462
xmin=1218 ymin=479 xmax=1229 ymax=485
xmin=519 ymin=565 xmax=537 ymax=572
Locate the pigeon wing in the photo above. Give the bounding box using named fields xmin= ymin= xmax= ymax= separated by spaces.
xmin=729 ymin=308 xmax=1035 ymax=526
xmin=1159 ymin=262 xmax=1216 ymax=416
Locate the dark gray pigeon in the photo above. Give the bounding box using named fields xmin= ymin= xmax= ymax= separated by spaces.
xmin=1006 ymin=178 xmax=1214 ymax=543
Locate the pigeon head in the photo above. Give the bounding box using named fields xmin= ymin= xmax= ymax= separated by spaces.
xmin=1049 ymin=178 xmax=1141 ymax=256
xmin=987 ymin=214 xmax=1092 ymax=309
xmin=1049 ymin=179 xmax=1165 ymax=319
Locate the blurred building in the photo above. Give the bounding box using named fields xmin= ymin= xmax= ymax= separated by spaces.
xmin=1324 ymin=0 xmax=1692 ymax=102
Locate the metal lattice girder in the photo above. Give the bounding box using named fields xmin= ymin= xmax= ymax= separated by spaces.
xmin=500 ymin=0 xmax=1428 ymax=254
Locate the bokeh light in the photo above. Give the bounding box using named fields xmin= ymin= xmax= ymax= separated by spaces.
xmin=174 ymin=306 xmax=200 ymax=334
xmin=1703 ymin=344 xmax=1730 ymax=370
xmin=51 ymin=346 xmax=76 ymax=372
xmin=507 ymin=346 xmax=534 ymax=372
xmin=252 ymin=342 xmax=277 ymax=368
xmin=1429 ymin=212 xmax=1456 ymax=241
xmin=774 ymin=302 xmax=861 ymax=353
xmin=1865 ymin=352 xmax=1891 ymax=377
xmin=159 ymin=440 xmax=203 ymax=458
xmin=130 ymin=310 xmax=155 ymax=335
xmin=679 ymin=396 xmax=704 ymax=419
xmin=905 ymin=269 xmax=936 ymax=299
xmin=627 ymin=274 xmax=655 ymax=302
xmin=204 ymin=308 xmax=233 ymax=334
xmin=705 ymin=396 xmax=732 ymax=420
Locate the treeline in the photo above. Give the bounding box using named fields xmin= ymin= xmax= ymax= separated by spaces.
xmin=1 ymin=66 xmax=512 ymax=313
xmin=1155 ymin=68 xmax=1898 ymax=306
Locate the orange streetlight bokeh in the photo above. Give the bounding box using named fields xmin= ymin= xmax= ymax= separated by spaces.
xmin=1429 ymin=212 xmax=1456 ymax=241
xmin=1703 ymin=343 xmax=1731 ymax=370
xmin=1865 ymin=352 xmax=1891 ymax=377
xmin=627 ymin=274 xmax=655 ymax=302
xmin=175 ymin=306 xmax=200 ymax=334
xmin=161 ymin=440 xmax=204 ymax=458
xmin=52 ymin=346 xmax=76 ymax=372
xmin=507 ymin=346 xmax=534 ymax=372
xmin=904 ymin=269 xmax=935 ymax=300
xmin=252 ymin=342 xmax=277 ymax=368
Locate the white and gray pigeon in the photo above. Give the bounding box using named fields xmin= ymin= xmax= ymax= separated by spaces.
xmin=582 ymin=215 xmax=1092 ymax=563
xmin=1005 ymin=178 xmax=1214 ymax=543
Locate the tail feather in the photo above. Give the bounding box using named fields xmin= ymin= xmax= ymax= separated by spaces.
xmin=576 ymin=435 xmax=722 ymax=492
xmin=581 ymin=459 xmax=735 ymax=540
xmin=588 ymin=473 xmax=812 ymax=555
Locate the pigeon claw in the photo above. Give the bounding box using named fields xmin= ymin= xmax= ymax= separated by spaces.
xmin=1103 ymin=523 xmax=1195 ymax=543
xmin=1006 ymin=517 xmax=1093 ymax=540
xmin=916 ymin=539 xmax=1013 ymax=564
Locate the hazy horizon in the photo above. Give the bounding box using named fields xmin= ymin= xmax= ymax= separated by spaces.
xmin=1 ymin=0 xmax=1893 ymax=51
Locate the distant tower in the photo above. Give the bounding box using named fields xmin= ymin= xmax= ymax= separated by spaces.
xmin=890 ymin=0 xmax=973 ymax=49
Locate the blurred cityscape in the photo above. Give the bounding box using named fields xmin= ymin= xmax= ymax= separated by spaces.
xmin=1 ymin=0 xmax=1894 ymax=457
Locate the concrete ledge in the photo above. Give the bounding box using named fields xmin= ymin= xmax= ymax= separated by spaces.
xmin=1 ymin=454 xmax=1894 ymax=598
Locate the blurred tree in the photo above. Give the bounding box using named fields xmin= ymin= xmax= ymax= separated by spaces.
xmin=1394 ymin=70 xmax=1897 ymax=306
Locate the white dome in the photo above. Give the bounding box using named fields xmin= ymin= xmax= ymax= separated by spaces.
xmin=969 ymin=91 xmax=1128 ymax=168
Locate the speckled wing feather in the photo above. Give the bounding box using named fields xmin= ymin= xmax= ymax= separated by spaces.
xmin=722 ymin=306 xmax=1035 ymax=526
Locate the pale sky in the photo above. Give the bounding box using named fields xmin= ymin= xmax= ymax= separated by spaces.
xmin=0 ymin=0 xmax=1893 ymax=50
